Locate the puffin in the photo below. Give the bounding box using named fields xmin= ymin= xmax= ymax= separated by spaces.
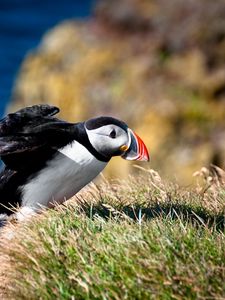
xmin=0 ymin=104 xmax=149 ymax=220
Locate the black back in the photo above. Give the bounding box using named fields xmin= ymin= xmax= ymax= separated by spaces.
xmin=0 ymin=104 xmax=77 ymax=214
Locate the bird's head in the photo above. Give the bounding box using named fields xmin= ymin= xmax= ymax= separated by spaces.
xmin=84 ymin=116 xmax=149 ymax=162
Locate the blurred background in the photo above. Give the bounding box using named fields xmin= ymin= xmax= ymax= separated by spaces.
xmin=1 ymin=0 xmax=225 ymax=184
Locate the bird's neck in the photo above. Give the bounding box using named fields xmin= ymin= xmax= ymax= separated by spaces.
xmin=74 ymin=122 xmax=110 ymax=162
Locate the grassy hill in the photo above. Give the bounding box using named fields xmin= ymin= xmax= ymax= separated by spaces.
xmin=0 ymin=167 xmax=224 ymax=299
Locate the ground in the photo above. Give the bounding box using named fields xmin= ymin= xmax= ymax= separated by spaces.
xmin=0 ymin=167 xmax=224 ymax=299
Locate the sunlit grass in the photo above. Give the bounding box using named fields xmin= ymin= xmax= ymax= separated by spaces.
xmin=0 ymin=168 xmax=224 ymax=299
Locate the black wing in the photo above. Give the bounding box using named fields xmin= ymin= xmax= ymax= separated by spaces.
xmin=0 ymin=104 xmax=76 ymax=169
xmin=0 ymin=104 xmax=59 ymax=136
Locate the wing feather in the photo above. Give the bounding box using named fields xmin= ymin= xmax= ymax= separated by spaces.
xmin=0 ymin=104 xmax=59 ymax=136
xmin=0 ymin=104 xmax=76 ymax=169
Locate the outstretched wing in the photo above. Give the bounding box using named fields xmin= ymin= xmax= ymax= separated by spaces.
xmin=0 ymin=104 xmax=59 ymax=136
xmin=0 ymin=104 xmax=75 ymax=169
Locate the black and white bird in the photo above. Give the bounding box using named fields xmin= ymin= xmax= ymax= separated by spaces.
xmin=0 ymin=104 xmax=149 ymax=220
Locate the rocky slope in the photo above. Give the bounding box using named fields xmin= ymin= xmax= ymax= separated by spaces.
xmin=9 ymin=0 xmax=225 ymax=183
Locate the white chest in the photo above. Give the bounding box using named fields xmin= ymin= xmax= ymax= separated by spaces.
xmin=21 ymin=141 xmax=107 ymax=209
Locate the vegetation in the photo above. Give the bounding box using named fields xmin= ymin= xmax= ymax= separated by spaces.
xmin=0 ymin=167 xmax=224 ymax=299
xmin=2 ymin=1 xmax=224 ymax=298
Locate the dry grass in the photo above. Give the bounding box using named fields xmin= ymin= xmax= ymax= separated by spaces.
xmin=0 ymin=167 xmax=224 ymax=299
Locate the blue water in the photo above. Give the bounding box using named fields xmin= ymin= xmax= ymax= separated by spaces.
xmin=0 ymin=0 xmax=94 ymax=117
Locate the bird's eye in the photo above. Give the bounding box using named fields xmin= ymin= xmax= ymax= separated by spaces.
xmin=109 ymin=129 xmax=116 ymax=139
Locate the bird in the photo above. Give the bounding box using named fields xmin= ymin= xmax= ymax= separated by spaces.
xmin=0 ymin=104 xmax=149 ymax=220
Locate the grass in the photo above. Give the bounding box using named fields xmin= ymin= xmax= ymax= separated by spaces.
xmin=0 ymin=167 xmax=224 ymax=299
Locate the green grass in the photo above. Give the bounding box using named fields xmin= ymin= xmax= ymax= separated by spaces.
xmin=1 ymin=169 xmax=225 ymax=299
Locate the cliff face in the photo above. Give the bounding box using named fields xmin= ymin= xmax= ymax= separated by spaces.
xmin=9 ymin=0 xmax=225 ymax=183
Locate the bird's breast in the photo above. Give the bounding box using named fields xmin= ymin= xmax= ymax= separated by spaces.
xmin=21 ymin=141 xmax=107 ymax=210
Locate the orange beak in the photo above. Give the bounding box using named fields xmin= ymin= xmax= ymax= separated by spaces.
xmin=121 ymin=129 xmax=149 ymax=162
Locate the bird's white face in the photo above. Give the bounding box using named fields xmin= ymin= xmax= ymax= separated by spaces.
xmin=85 ymin=116 xmax=149 ymax=161
xmin=85 ymin=124 xmax=130 ymax=158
